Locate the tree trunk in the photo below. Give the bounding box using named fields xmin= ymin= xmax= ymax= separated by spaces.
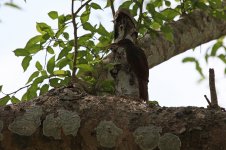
xmin=0 ymin=85 xmax=226 ymax=150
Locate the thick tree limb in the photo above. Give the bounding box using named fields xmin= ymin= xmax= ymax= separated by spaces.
xmin=0 ymin=86 xmax=226 ymax=150
xmin=140 ymin=10 xmax=226 ymax=68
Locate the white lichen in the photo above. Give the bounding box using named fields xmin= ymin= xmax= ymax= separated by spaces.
xmin=133 ymin=125 xmax=162 ymax=150
xmin=8 ymin=106 xmax=43 ymax=136
xmin=96 ymin=120 xmax=123 ymax=148
xmin=43 ymin=109 xmax=80 ymax=139
xmin=158 ymin=133 xmax=181 ymax=150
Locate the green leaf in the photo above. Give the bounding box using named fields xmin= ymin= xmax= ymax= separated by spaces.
xmin=150 ymin=21 xmax=161 ymax=30
xmin=49 ymin=78 xmax=61 ymax=87
xmin=0 ymin=85 xmax=2 ymax=92
xmin=14 ymin=48 xmax=29 ymax=56
xmin=53 ymin=70 xmax=69 ymax=77
xmin=152 ymin=0 xmax=163 ymax=7
xmin=83 ymin=22 xmax=96 ymax=32
xmin=97 ymin=24 xmax=109 ymax=36
xmin=53 ymin=39 xmax=65 ymax=48
xmin=56 ymin=58 xmax=70 ymax=69
xmin=56 ymin=26 xmax=67 ymax=38
xmin=182 ymin=57 xmax=196 ymax=63
xmin=35 ymin=61 xmax=43 ymax=71
xmin=80 ymin=8 xmax=90 ymax=24
xmin=11 ymin=96 xmax=20 ymax=104
xmin=22 ymin=56 xmax=32 ymax=71
xmin=33 ymin=75 xmax=47 ymax=85
xmin=90 ymin=2 xmax=102 ymax=10
xmin=195 ymin=61 xmax=204 ymax=78
xmin=21 ymin=92 xmax=27 ymax=101
xmin=58 ymin=15 xmax=66 ymax=28
xmin=47 ymin=55 xmax=55 ymax=74
xmin=25 ymin=35 xmax=43 ymax=48
xmin=27 ymin=84 xmax=38 ymax=100
xmin=0 ymin=95 xmax=10 ymax=106
xmin=26 ymin=44 xmax=42 ymax=54
xmin=218 ymin=54 xmax=226 ymax=64
xmin=60 ymin=76 xmax=71 ymax=85
xmin=57 ymin=47 xmax=71 ymax=60
xmin=146 ymin=3 xmax=156 ymax=14
xmin=40 ymin=84 xmax=49 ymax=95
xmin=165 ymin=1 xmax=171 ymax=7
xmin=78 ymin=33 xmax=93 ymax=44
xmin=4 ymin=2 xmax=21 ymax=9
xmin=63 ymin=32 xmax=69 ymax=40
xmin=211 ymin=41 xmax=222 ymax=56
xmin=47 ymin=46 xmax=55 ymax=54
xmin=131 ymin=3 xmax=139 ymax=16
xmin=41 ymin=70 xmax=48 ymax=76
xmin=105 ymin=0 xmax=111 ymax=8
xmin=98 ymin=80 xmax=115 ymax=93
xmin=161 ymin=8 xmax=179 ymax=21
xmin=195 ymin=2 xmax=208 ymax=9
xmin=161 ymin=25 xmax=174 ymax=42
xmin=48 ymin=11 xmax=58 ymax=19
xmin=77 ymin=64 xmax=93 ymax=72
xmin=27 ymin=71 xmax=39 ymax=84
xmin=36 ymin=22 xmax=54 ymax=37
xmin=119 ymin=1 xmax=133 ymax=9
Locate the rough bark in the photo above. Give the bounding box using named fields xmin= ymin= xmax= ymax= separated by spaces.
xmin=140 ymin=9 xmax=226 ymax=68
xmin=0 ymin=85 xmax=226 ymax=150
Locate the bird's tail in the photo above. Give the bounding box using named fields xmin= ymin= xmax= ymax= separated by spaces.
xmin=138 ymin=79 xmax=149 ymax=102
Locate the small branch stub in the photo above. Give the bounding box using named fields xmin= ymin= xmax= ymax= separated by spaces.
xmin=208 ymin=68 xmax=219 ymax=108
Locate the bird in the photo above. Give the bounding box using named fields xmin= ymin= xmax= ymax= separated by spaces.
xmin=110 ymin=39 xmax=149 ymax=101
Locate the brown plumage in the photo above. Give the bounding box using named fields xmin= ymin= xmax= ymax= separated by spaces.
xmin=111 ymin=39 xmax=149 ymax=101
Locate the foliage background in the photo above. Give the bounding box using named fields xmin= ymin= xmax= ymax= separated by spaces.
xmin=0 ymin=0 xmax=226 ymax=107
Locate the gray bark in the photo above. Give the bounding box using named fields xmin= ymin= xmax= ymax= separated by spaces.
xmin=140 ymin=10 xmax=226 ymax=68
xmin=0 ymin=85 xmax=226 ymax=150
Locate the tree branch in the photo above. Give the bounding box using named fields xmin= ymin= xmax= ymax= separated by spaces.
xmin=1 ymin=84 xmax=31 ymax=96
xmin=139 ymin=10 xmax=226 ymax=68
xmin=109 ymin=0 xmax=115 ymax=18
xmin=71 ymin=0 xmax=91 ymax=80
xmin=74 ymin=0 xmax=91 ymax=16
xmin=137 ymin=0 xmax=144 ymax=30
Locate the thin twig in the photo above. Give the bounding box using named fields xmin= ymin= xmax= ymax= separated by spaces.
xmin=109 ymin=0 xmax=115 ymax=18
xmin=209 ymin=68 xmax=219 ymax=108
xmin=71 ymin=0 xmax=78 ymax=80
xmin=204 ymin=95 xmax=211 ymax=107
xmin=71 ymin=0 xmax=91 ymax=80
xmin=137 ymin=0 xmax=144 ymax=30
xmin=74 ymin=0 xmax=91 ymax=16
xmin=71 ymin=0 xmax=91 ymax=81
xmin=1 ymin=84 xmax=31 ymax=96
